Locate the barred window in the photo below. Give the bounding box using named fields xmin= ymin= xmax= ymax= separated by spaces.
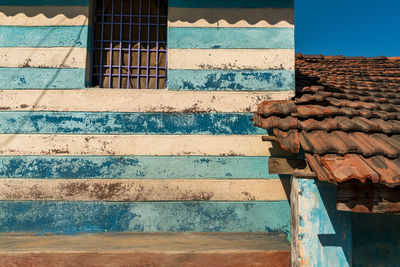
xmin=92 ymin=0 xmax=167 ymax=89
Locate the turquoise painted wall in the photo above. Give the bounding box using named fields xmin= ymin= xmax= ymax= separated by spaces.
xmin=0 ymin=112 xmax=266 ymax=134
xmin=0 ymin=0 xmax=294 ymax=236
xmin=167 ymin=70 xmax=295 ymax=91
xmin=0 ymin=0 xmax=90 ymax=88
xmin=292 ymin=179 xmax=352 ymax=267
xmin=167 ymin=0 xmax=295 ymax=91
xmin=0 ymin=201 xmax=290 ymax=234
xmin=292 ymin=179 xmax=400 ymax=266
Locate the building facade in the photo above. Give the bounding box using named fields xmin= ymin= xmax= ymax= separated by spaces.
xmin=0 ymin=0 xmax=295 ymax=265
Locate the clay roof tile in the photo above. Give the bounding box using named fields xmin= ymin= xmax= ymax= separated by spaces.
xmin=254 ymin=55 xmax=400 ymax=186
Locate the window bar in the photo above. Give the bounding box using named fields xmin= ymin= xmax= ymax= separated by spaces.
xmin=145 ymin=0 xmax=151 ymax=88
xmin=95 ymin=48 xmax=166 ymax=52
xmin=95 ymin=40 xmax=166 ymax=43
xmin=165 ymin=36 xmax=168 ymax=88
xmin=95 ymin=22 xmax=163 ymax=26
xmin=136 ymin=0 xmax=142 ymax=89
xmin=155 ymin=0 xmax=159 ymax=89
xmin=108 ymin=0 xmax=115 ymax=88
xmin=99 ymin=13 xmax=167 ymax=17
xmin=96 ymin=73 xmax=163 ymax=77
xmin=117 ymin=0 xmax=124 ymax=88
xmin=94 ymin=64 xmax=166 ymax=69
xmin=93 ymin=0 xmax=167 ymax=89
xmin=98 ymin=0 xmax=106 ymax=87
xmin=127 ymin=0 xmax=133 ymax=88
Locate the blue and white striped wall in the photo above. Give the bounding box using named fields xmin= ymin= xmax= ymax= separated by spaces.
xmin=0 ymin=89 xmax=293 ymax=234
xmin=167 ymin=0 xmax=294 ymax=91
xmin=0 ymin=0 xmax=294 ymax=235
xmin=0 ymin=0 xmax=90 ymax=89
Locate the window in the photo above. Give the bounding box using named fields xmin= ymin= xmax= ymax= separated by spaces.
xmin=92 ymin=0 xmax=167 ymax=89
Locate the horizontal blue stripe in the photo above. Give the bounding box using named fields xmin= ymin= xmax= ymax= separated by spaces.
xmin=168 ymin=70 xmax=295 ymax=91
xmin=0 ymin=26 xmax=88 ymax=48
xmin=0 ymin=156 xmax=282 ymax=179
xmin=0 ymin=201 xmax=290 ymax=234
xmin=0 ymin=68 xmax=86 ymax=89
xmin=0 ymin=0 xmax=90 ymax=6
xmin=0 ymin=112 xmax=266 ymax=135
xmin=169 ymin=0 xmax=294 ymax=8
xmin=168 ymin=27 xmax=293 ymax=49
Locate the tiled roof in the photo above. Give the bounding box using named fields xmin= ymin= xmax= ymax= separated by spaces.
xmin=254 ymin=53 xmax=400 ymax=187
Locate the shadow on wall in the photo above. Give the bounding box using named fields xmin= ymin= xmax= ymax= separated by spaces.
xmin=265 ymin=132 xmax=298 ymax=202
xmin=352 ymin=212 xmax=400 ymax=267
xmin=1 ymin=3 xmax=294 ymax=26
xmin=0 ymin=6 xmax=87 ymax=19
xmin=0 ymin=20 xmax=87 ymax=147
xmin=267 ymin=140 xmax=296 ymax=203
xmin=316 ymin=182 xmax=352 ymax=266
xmin=168 ymin=8 xmax=294 ymax=27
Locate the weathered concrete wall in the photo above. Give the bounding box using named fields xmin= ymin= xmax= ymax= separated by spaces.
xmin=0 ymin=0 xmax=294 ymax=235
xmin=291 ymin=178 xmax=352 ymax=267
xmin=0 ymin=0 xmax=90 ymax=88
xmin=167 ymin=0 xmax=295 ymax=92
xmin=0 ymin=90 xmax=293 ymax=234
xmin=290 ymin=181 xmax=400 ymax=266
xmin=0 ymin=179 xmax=288 ymax=201
xmin=0 ymin=201 xmax=290 ymax=233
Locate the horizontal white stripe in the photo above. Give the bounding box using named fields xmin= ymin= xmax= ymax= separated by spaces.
xmin=0 ymin=47 xmax=87 ymax=68
xmin=168 ymin=7 xmax=294 ymax=28
xmin=0 ymin=179 xmax=288 ymax=201
xmin=168 ymin=49 xmax=294 ymax=70
xmin=0 ymin=6 xmax=89 ymax=26
xmin=0 ymin=134 xmax=293 ymax=157
xmin=0 ymin=89 xmax=294 ymax=112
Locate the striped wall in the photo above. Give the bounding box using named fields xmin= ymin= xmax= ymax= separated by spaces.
xmin=0 ymin=90 xmax=292 ymax=235
xmin=0 ymin=0 xmax=90 ymax=89
xmin=167 ymin=0 xmax=295 ymax=91
xmin=0 ymin=1 xmax=295 ymax=235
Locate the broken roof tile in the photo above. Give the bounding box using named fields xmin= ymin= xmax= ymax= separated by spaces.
xmin=273 ymin=129 xmax=300 ymax=153
xmin=320 ymin=154 xmax=380 ymax=184
xmin=305 ymin=154 xmax=333 ymax=182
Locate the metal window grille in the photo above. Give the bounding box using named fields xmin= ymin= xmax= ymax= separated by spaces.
xmin=92 ymin=0 xmax=167 ymax=89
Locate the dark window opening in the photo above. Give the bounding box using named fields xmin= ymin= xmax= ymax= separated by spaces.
xmin=92 ymin=0 xmax=167 ymax=89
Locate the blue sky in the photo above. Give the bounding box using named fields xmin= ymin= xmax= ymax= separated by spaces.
xmin=295 ymin=0 xmax=400 ymax=57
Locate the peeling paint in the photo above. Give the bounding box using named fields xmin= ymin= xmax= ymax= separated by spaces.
xmin=168 ymin=70 xmax=295 ymax=91
xmin=291 ymin=179 xmax=352 ymax=267
xmin=0 ymin=179 xmax=289 ymax=201
xmin=168 ymin=49 xmax=294 ymax=70
xmin=0 ymin=0 xmax=296 ymax=240
xmin=0 ymin=26 xmax=88 ymax=48
xmin=0 ymin=68 xmax=86 ymax=89
xmin=168 ymin=27 xmax=294 ymax=49
xmin=0 ymin=47 xmax=87 ymax=68
xmin=0 ymin=89 xmax=294 ymax=111
xmin=0 ymin=201 xmax=290 ymax=234
xmin=0 ymin=156 xmax=278 ymax=179
xmin=0 ymin=112 xmax=267 ymax=135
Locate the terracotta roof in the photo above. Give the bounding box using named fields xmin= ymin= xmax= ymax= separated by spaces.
xmin=254 ymin=53 xmax=400 ymax=187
